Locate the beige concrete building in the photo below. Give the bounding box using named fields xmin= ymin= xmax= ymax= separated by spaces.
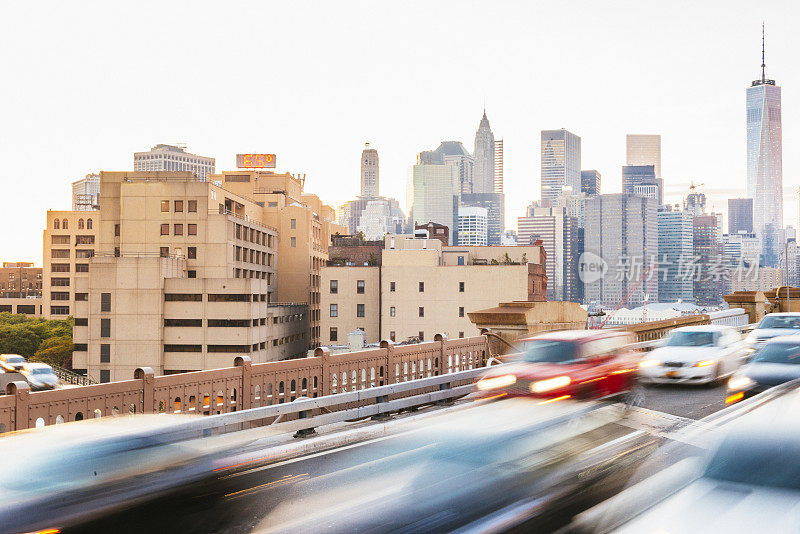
xmin=43 ymin=211 xmax=100 ymax=318
xmin=210 ymin=170 xmax=346 ymax=347
xmin=321 ymin=235 xmax=547 ymax=345
xmin=70 ymin=171 xmax=308 ymax=381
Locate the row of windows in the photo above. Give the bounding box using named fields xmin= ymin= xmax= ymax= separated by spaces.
xmin=234 ymin=223 xmax=273 ymax=247
xmin=160 ymin=223 xmax=198 ymax=236
xmin=164 ymin=293 xmax=268 ymax=302
xmin=50 ymin=264 xmax=89 ymax=273
xmin=330 ymin=280 xmax=467 ymax=293
xmin=234 ymin=246 xmax=273 ymax=266
xmin=233 ymin=269 xmax=272 ymax=282
xmin=161 ymin=199 xmax=198 ymax=213
xmin=330 ymin=304 xmax=465 ymax=319
xmin=53 ymin=218 xmax=93 ymax=230
xmin=328 ymin=329 xmax=463 ymax=343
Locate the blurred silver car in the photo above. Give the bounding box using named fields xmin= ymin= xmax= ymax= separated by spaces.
xmin=0 ymin=353 xmax=26 ymax=373
xmin=20 ymin=362 xmax=60 ymax=390
xmin=744 ymin=312 xmax=800 ymax=352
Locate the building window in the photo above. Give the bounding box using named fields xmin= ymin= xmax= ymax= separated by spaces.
xmin=357 ymin=304 xmax=365 ymax=317
xmin=290 ymin=237 xmax=296 ymax=247
xmin=419 ymin=307 xmax=424 ymax=317
xmin=161 ymin=200 xmax=170 ymax=212
xmin=51 ymin=249 xmax=70 ymax=259
xmin=330 ymin=327 xmax=338 ymax=342
xmin=73 ymin=343 xmax=88 ymax=351
xmin=75 ymin=235 xmax=94 ymax=245
xmin=419 ymin=331 xmax=424 ymax=341
xmin=62 ymin=219 xmax=68 ymax=229
xmin=100 ymin=344 xmax=110 ymax=363
xmin=164 ymin=344 xmax=202 ymax=352
xmin=188 ymin=200 xmax=197 ymax=212
xmin=160 ymin=247 xmax=169 ymax=257
xmin=114 ymin=224 xmax=120 ymax=237
xmin=188 ymin=270 xmax=196 ymax=278
xmin=330 ymin=280 xmax=338 ymax=294
xmin=175 ymin=200 xmax=183 ymax=212
xmin=100 ymin=370 xmax=110 ymax=383
xmin=390 ymin=306 xmax=396 ymax=317
xmin=290 ymin=218 xmax=297 ymax=229
xmin=357 ymin=280 xmax=365 ymax=294
xmin=419 ymin=282 xmax=424 ymax=292
xmin=208 ymin=294 xmax=250 ymax=302
xmin=188 ymin=247 xmax=196 ymax=259
xmin=188 ymin=224 xmax=197 ymax=235
xmin=87 ymin=218 xmax=93 ymax=230
xmin=207 ymin=344 xmax=250 ymax=353
xmin=78 ymin=218 xmax=84 ymax=229
xmin=53 ymin=219 xmax=60 ymax=229
xmin=459 ymin=306 xmax=465 ymax=317
xmin=76 ymin=264 xmax=89 ymax=273
xmin=101 ymin=293 xmax=111 ymax=312
xmin=50 ymin=306 xmax=70 ymax=315
xmin=51 ymin=235 xmax=69 ymax=245
xmin=161 ymin=223 xmax=169 ymax=235
xmin=329 ymin=304 xmax=338 ymax=317
xmin=75 ymin=293 xmax=88 ymax=302
xmin=164 ymin=293 xmax=203 ymax=302
xmin=390 ymin=331 xmax=396 ymax=341
xmin=100 ymin=318 xmax=111 ymax=337
xmin=174 ymin=224 xmax=183 ymax=235
xmin=74 ymin=317 xmax=88 ymax=326
xmin=459 ymin=332 xmax=465 ymax=338
xmin=459 ymin=281 xmax=465 ymax=292
xmin=458 ymin=256 xmax=465 ymax=265
xmin=390 ymin=281 xmax=396 ymax=292
xmin=51 ymin=292 xmax=70 ymax=301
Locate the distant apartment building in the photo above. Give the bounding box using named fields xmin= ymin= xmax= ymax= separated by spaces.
xmin=133 ymin=144 xmax=215 ymax=180
xmin=584 ymin=194 xmax=658 ymax=308
xmin=43 ymin=211 xmax=100 ymax=319
xmin=657 ymin=208 xmax=694 ymax=303
xmin=518 ymin=205 xmax=581 ymax=302
xmin=72 ymin=174 xmax=100 ymax=211
xmin=321 ymin=235 xmax=547 ymax=345
xmin=70 ymin=171 xmax=309 ymax=382
xmin=693 ymin=214 xmax=724 ymax=306
xmin=0 ymin=262 xmax=42 ymax=316
xmin=626 ymin=134 xmax=662 ymax=178
xmin=360 ymin=142 xmax=379 ymax=198
xmin=458 ymin=206 xmax=488 ymax=246
xmin=580 ymin=170 xmax=601 ymax=197
xmin=541 ymin=129 xmax=581 ymax=205
xmin=728 ymin=198 xmax=754 ymax=235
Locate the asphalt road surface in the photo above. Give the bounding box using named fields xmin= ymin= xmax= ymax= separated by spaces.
xmin=639 ymin=382 xmax=728 ymax=419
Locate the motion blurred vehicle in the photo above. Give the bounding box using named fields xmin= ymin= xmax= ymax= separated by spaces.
xmin=585 ymin=383 xmax=800 ymax=533
xmin=476 ymin=330 xmax=640 ymax=401
xmin=20 ymin=362 xmax=60 ymax=390
xmin=0 ymin=415 xmax=256 ymax=534
xmin=0 ymin=353 xmax=26 ymax=372
xmin=638 ymin=325 xmax=746 ymax=385
xmin=743 ymin=312 xmax=800 ymax=352
xmin=726 ymin=336 xmax=800 ymax=404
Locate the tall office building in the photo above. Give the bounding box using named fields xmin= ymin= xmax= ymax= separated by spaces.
xmin=693 ymin=214 xmax=724 ymax=306
xmin=72 ymin=174 xmax=100 ymax=211
xmin=494 ymin=139 xmax=504 ymax=193
xmin=684 ymin=189 xmax=707 ymax=217
xmin=626 ymin=134 xmax=662 ymax=178
xmin=622 ymin=165 xmax=663 ymax=205
xmin=133 ymin=144 xmax=215 ymax=180
xmin=458 ymin=206 xmax=489 ymax=246
xmin=580 ymin=170 xmax=601 ymax=197
xmin=541 ymin=129 xmax=581 ymax=204
xmin=728 ymin=198 xmax=754 ymax=235
xmin=584 ymin=194 xmax=658 ymax=308
xmin=420 ymin=141 xmax=474 ymax=195
xmin=747 ymin=27 xmax=783 ymax=241
xmin=361 ymin=142 xmax=379 ymax=198
xmin=473 ymin=111 xmax=495 ymax=194
xmin=460 ymin=192 xmax=505 ymax=245
xmin=410 ymin=157 xmax=459 ymax=244
xmin=356 ymin=198 xmax=405 ymax=240
xmin=657 ymin=208 xmax=694 ymax=303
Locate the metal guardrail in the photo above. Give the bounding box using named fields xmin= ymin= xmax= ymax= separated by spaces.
xmin=153 ymin=366 xmax=491 ymax=438
xmin=52 ymin=366 xmax=97 ymax=386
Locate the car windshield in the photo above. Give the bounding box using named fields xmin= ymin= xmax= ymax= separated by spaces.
xmin=758 ymin=316 xmax=800 ymax=329
xmin=704 ymin=432 xmax=800 ymax=490
xmin=520 ymin=340 xmax=579 ymax=363
xmin=32 ymin=368 xmax=53 ymax=375
xmin=752 ymin=343 xmax=800 ymax=364
xmin=665 ymin=332 xmax=716 ymax=347
xmin=5 ymin=356 xmax=24 ymax=363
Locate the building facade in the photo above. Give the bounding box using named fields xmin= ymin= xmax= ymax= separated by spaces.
xmin=494 ymin=139 xmax=504 ymax=193
xmin=625 ymin=134 xmax=662 ymax=178
xmin=728 ymin=198 xmax=754 ymax=235
xmin=133 ymin=144 xmax=215 ymax=180
xmin=580 ymin=170 xmax=601 ymax=197
xmin=622 ymin=165 xmax=663 ymax=205
xmin=473 ymin=110 xmax=495 ymax=194
xmin=72 ymin=174 xmax=100 ymax=211
xmin=360 ymin=142 xmax=379 ymax=198
xmin=0 ymin=262 xmax=42 ymax=316
xmin=693 ymin=214 xmax=724 ymax=306
xmin=457 ymin=206 xmax=488 ymax=246
xmin=657 ymin=208 xmax=694 ymax=303
xmin=541 ymin=129 xmax=581 ymax=205
xmin=410 ymin=160 xmax=459 ymax=244
xmin=459 ymin=192 xmax=504 ymax=246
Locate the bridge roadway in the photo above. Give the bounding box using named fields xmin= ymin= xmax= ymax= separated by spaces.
xmin=59 ymin=385 xmax=723 ymax=534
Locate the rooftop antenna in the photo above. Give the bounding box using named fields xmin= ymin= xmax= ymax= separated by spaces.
xmin=761 ymin=22 xmax=766 ymax=84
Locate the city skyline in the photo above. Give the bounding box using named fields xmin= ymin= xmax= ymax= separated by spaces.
xmin=2 ymin=2 xmax=799 ymax=264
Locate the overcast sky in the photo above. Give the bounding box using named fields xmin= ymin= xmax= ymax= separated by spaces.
xmin=1 ymin=0 xmax=798 ymax=265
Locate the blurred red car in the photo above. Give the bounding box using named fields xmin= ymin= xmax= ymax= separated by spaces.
xmin=476 ymin=330 xmax=641 ymax=401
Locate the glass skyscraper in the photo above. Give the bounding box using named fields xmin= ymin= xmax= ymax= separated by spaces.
xmin=541 ymin=129 xmax=581 ymax=204
xmin=746 ymin=30 xmax=783 ymax=245
xmin=657 ymin=208 xmax=694 ymax=303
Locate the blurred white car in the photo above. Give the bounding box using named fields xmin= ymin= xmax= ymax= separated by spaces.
xmin=0 ymin=354 xmax=26 ymax=372
xmin=638 ymin=325 xmax=746 ymax=385
xmin=744 ymin=312 xmax=800 ymax=352
xmin=20 ymin=362 xmax=60 ymax=390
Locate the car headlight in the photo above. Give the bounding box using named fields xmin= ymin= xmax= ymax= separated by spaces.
xmin=639 ymin=359 xmax=661 ymax=368
xmin=745 ymin=334 xmax=758 ymax=346
xmin=694 ymin=359 xmax=715 ymax=368
xmin=728 ymin=374 xmax=754 ymax=391
xmin=530 ymin=375 xmax=571 ymax=394
xmin=476 ymin=374 xmax=516 ymax=391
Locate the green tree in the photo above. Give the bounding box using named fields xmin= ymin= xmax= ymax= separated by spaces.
xmin=33 ymin=335 xmax=74 ymax=368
